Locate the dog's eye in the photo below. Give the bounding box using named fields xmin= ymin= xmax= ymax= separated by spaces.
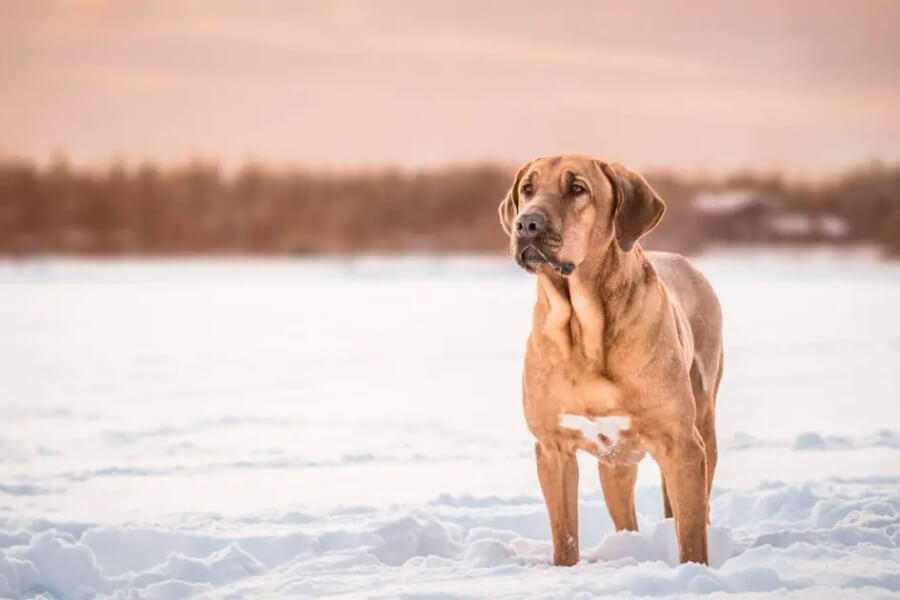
xmin=521 ymin=183 xmax=534 ymax=196
xmin=570 ymin=183 xmax=586 ymax=195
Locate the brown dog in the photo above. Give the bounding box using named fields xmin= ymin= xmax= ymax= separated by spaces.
xmin=499 ymin=155 xmax=723 ymax=566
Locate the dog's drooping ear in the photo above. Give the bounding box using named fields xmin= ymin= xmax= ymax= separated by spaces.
xmin=600 ymin=162 xmax=666 ymax=252
xmin=498 ymin=163 xmax=531 ymax=236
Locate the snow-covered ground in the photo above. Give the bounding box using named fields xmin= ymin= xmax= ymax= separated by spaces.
xmin=1 ymin=254 xmax=899 ymax=599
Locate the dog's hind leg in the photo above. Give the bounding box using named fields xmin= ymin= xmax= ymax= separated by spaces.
xmin=598 ymin=463 xmax=639 ymax=531
xmin=661 ymin=473 xmax=673 ymax=519
xmin=692 ymin=347 xmax=723 ymax=517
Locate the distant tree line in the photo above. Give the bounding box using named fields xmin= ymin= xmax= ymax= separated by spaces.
xmin=1 ymin=157 xmax=898 ymax=256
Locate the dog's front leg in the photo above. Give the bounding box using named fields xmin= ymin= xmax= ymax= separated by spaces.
xmin=653 ymin=425 xmax=709 ymax=565
xmin=535 ymin=440 xmax=579 ymax=566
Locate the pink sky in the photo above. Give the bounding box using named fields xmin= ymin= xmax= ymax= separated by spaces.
xmin=2 ymin=0 xmax=899 ymax=174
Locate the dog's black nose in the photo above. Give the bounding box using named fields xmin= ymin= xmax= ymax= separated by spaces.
xmin=515 ymin=212 xmax=546 ymax=238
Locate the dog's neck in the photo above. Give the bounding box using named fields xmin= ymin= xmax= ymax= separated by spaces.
xmin=574 ymin=243 xmax=649 ymax=302
xmin=536 ymin=244 xmax=652 ymax=366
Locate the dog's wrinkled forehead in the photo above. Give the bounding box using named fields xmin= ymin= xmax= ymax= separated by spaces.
xmin=520 ymin=155 xmax=606 ymax=195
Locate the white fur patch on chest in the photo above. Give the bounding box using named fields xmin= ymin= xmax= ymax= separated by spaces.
xmin=559 ymin=414 xmax=632 ymax=451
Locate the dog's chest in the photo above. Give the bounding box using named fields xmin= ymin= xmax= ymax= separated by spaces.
xmin=558 ymin=413 xmax=646 ymax=465
xmin=523 ymin=361 xmax=645 ymax=465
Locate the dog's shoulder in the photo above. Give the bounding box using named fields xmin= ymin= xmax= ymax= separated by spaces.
xmin=646 ymin=251 xmax=719 ymax=312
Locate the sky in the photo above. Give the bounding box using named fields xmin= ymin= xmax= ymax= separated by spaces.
xmin=1 ymin=0 xmax=899 ymax=174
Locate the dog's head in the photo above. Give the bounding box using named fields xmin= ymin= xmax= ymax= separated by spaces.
xmin=499 ymin=155 xmax=665 ymax=276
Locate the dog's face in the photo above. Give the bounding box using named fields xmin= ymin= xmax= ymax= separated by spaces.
xmin=499 ymin=155 xmax=665 ymax=276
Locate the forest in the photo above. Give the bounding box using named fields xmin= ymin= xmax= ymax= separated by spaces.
xmin=1 ymin=158 xmax=898 ymax=256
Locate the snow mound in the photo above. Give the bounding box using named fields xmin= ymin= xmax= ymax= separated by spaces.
xmin=728 ymin=430 xmax=900 ymax=451
xmin=0 ymin=478 xmax=897 ymax=598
